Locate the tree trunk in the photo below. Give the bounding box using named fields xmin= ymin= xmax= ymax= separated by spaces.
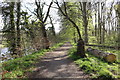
xmin=77 ymin=38 xmax=86 ymax=58
xmin=16 ymin=1 xmax=21 ymax=56
xmin=41 ymin=23 xmax=49 ymax=49
xmin=82 ymin=2 xmax=88 ymax=43
xmin=102 ymin=15 xmax=105 ymax=43
xmin=95 ymin=13 xmax=97 ymax=36
xmin=9 ymin=2 xmax=16 ymax=55
xmin=65 ymin=11 xmax=86 ymax=58
xmin=49 ymin=15 xmax=56 ymax=36
xmin=73 ymin=24 xmax=86 ymax=58
xmin=98 ymin=2 xmax=102 ymax=44
xmin=115 ymin=2 xmax=120 ymax=47
xmin=73 ymin=29 xmax=77 ymax=43
xmin=87 ymin=47 xmax=116 ymax=62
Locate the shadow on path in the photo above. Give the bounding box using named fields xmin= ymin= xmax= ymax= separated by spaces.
xmin=28 ymin=42 xmax=89 ymax=79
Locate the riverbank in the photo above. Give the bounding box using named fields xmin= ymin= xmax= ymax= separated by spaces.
xmin=1 ymin=42 xmax=64 ymax=79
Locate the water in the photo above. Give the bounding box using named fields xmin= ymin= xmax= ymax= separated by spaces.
xmin=0 ymin=47 xmax=10 ymax=63
xmin=0 ymin=47 xmax=9 ymax=55
xmin=0 ymin=47 xmax=35 ymax=63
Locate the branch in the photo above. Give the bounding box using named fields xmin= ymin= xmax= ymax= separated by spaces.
xmin=43 ymin=1 xmax=53 ymax=23
xmin=24 ymin=5 xmax=37 ymax=16
xmin=44 ymin=3 xmax=59 ymax=9
xmin=55 ymin=1 xmax=66 ymax=17
xmin=79 ymin=2 xmax=83 ymax=12
xmin=48 ymin=15 xmax=55 ymax=28
xmin=55 ymin=0 xmax=81 ymax=38
xmin=63 ymin=0 xmax=68 ymax=15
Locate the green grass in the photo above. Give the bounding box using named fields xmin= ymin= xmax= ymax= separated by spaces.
xmin=68 ymin=46 xmax=119 ymax=79
xmin=1 ymin=42 xmax=64 ymax=79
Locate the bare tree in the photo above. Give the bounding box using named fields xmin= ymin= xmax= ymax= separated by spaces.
xmin=48 ymin=15 xmax=56 ymax=36
xmin=34 ymin=0 xmax=53 ymax=49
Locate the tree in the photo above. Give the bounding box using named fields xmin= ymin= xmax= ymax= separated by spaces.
xmin=34 ymin=0 xmax=53 ymax=49
xmin=79 ymin=2 xmax=88 ymax=43
xmin=56 ymin=1 xmax=86 ymax=57
xmin=9 ymin=2 xmax=16 ymax=55
xmin=48 ymin=15 xmax=56 ymax=37
xmin=115 ymin=2 xmax=120 ymax=47
xmin=101 ymin=2 xmax=105 ymax=44
xmin=16 ymin=1 xmax=21 ymax=55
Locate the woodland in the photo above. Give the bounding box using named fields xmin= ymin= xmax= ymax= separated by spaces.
xmin=0 ymin=0 xmax=120 ymax=79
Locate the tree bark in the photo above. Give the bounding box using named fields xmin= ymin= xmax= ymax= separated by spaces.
xmin=95 ymin=13 xmax=97 ymax=36
xmin=82 ymin=2 xmax=88 ymax=43
xmin=87 ymin=47 xmax=116 ymax=62
xmin=115 ymin=2 xmax=120 ymax=47
xmin=9 ymin=2 xmax=16 ymax=55
xmin=41 ymin=23 xmax=49 ymax=49
xmin=16 ymin=1 xmax=21 ymax=56
xmin=98 ymin=2 xmax=102 ymax=44
xmin=49 ymin=15 xmax=56 ymax=36
xmin=73 ymin=29 xmax=77 ymax=43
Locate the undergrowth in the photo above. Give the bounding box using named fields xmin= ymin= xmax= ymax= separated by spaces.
xmin=68 ymin=46 xmax=119 ymax=80
xmin=0 ymin=42 xmax=64 ymax=79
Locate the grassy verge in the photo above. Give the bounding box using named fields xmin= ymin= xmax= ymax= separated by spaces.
xmin=0 ymin=42 xmax=64 ymax=79
xmin=68 ymin=45 xmax=119 ymax=79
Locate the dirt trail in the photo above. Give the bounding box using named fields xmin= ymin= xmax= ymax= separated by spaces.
xmin=29 ymin=42 xmax=89 ymax=79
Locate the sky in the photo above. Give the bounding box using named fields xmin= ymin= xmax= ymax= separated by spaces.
xmin=0 ymin=15 xmax=4 ymax=30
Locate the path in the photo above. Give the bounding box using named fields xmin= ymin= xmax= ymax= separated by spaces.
xmin=28 ymin=42 xmax=89 ymax=79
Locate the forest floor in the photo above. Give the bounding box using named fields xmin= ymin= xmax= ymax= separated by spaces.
xmin=28 ymin=42 xmax=89 ymax=79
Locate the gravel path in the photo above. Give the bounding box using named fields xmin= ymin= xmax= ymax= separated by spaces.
xmin=28 ymin=42 xmax=89 ymax=79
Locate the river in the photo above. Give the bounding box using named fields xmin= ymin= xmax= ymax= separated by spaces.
xmin=0 ymin=47 xmax=9 ymax=54
xmin=0 ymin=47 xmax=35 ymax=63
xmin=0 ymin=47 xmax=10 ymax=62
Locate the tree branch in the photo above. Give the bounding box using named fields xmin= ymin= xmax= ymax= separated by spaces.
xmin=44 ymin=3 xmax=59 ymax=9
xmin=43 ymin=1 xmax=53 ymax=23
xmin=79 ymin=2 xmax=83 ymax=12
xmin=63 ymin=1 xmax=68 ymax=15
xmin=55 ymin=0 xmax=82 ymax=39
xmin=24 ymin=5 xmax=37 ymax=16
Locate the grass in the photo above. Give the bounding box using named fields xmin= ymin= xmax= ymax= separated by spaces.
xmin=68 ymin=45 xmax=119 ymax=79
xmin=0 ymin=42 xmax=64 ymax=79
